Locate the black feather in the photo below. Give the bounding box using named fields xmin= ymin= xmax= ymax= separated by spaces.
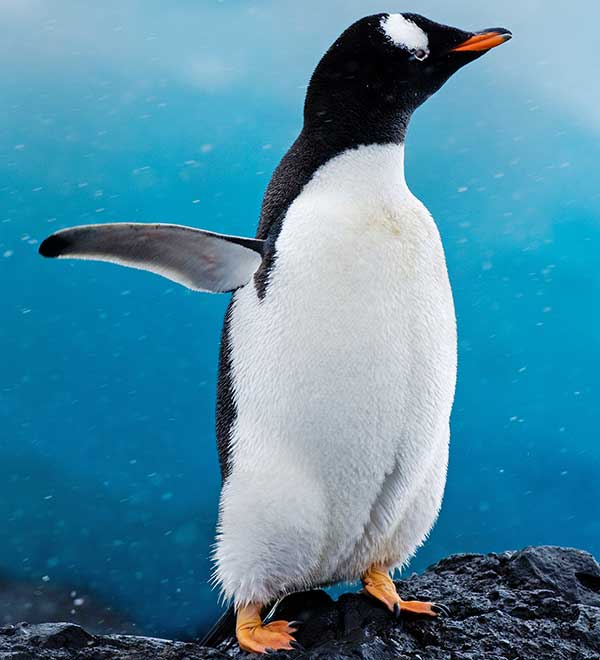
xmin=198 ymin=604 xmax=235 ymax=648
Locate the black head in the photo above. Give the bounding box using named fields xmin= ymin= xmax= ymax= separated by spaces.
xmin=304 ymin=13 xmax=511 ymax=147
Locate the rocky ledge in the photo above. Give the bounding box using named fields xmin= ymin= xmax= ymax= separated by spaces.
xmin=1 ymin=546 xmax=599 ymax=659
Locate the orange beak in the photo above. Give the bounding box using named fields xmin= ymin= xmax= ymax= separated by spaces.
xmin=451 ymin=30 xmax=512 ymax=53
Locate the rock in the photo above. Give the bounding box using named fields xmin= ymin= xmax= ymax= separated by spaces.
xmin=0 ymin=622 xmax=226 ymax=660
xmin=1 ymin=546 xmax=599 ymax=659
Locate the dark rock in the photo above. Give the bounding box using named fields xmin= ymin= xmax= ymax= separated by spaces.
xmin=1 ymin=546 xmax=599 ymax=659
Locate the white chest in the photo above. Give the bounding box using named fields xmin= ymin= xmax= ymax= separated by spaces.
xmin=229 ymin=142 xmax=456 ymax=457
xmin=228 ymin=144 xmax=456 ymax=501
xmin=218 ymin=144 xmax=457 ymax=595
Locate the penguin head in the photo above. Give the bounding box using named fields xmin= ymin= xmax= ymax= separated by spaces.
xmin=304 ymin=13 xmax=512 ymax=143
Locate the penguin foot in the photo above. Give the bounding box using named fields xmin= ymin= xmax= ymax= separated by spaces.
xmin=236 ymin=603 xmax=298 ymax=654
xmin=362 ymin=565 xmax=447 ymax=618
xmin=393 ymin=600 xmax=449 ymax=617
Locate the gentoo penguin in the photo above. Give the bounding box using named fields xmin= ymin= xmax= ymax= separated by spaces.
xmin=39 ymin=13 xmax=511 ymax=653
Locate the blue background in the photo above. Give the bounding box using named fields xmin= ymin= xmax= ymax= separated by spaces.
xmin=2 ymin=0 xmax=599 ymax=637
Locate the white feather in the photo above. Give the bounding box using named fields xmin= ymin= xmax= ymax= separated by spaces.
xmin=214 ymin=143 xmax=456 ymax=607
xmin=381 ymin=13 xmax=429 ymax=53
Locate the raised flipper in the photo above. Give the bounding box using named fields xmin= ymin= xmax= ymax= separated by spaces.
xmin=39 ymin=223 xmax=264 ymax=293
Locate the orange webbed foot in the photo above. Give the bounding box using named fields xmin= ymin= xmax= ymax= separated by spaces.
xmin=394 ymin=599 xmax=450 ymax=617
xmin=236 ymin=604 xmax=299 ymax=654
xmin=362 ymin=565 xmax=449 ymax=618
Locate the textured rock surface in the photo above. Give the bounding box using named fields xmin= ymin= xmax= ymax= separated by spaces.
xmin=1 ymin=546 xmax=599 ymax=659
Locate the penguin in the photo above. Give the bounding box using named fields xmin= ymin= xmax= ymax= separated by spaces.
xmin=39 ymin=13 xmax=511 ymax=654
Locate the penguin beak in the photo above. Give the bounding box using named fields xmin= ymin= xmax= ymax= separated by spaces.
xmin=451 ymin=28 xmax=512 ymax=52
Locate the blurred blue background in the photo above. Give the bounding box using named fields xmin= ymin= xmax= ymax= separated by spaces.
xmin=1 ymin=0 xmax=599 ymax=638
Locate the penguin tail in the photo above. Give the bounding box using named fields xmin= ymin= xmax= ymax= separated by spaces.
xmin=198 ymin=604 xmax=236 ymax=648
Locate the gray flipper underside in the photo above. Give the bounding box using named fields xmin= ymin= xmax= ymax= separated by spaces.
xmin=38 ymin=223 xmax=264 ymax=293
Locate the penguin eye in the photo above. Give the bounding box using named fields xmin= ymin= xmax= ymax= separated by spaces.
xmin=411 ymin=48 xmax=429 ymax=61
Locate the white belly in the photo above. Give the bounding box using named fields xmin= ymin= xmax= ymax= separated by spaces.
xmin=215 ymin=144 xmax=457 ymax=606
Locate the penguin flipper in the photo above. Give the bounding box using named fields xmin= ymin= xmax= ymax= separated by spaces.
xmin=38 ymin=222 xmax=264 ymax=293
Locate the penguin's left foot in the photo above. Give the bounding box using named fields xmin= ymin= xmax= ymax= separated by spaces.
xmin=362 ymin=564 xmax=449 ymax=618
xmin=236 ymin=603 xmax=299 ymax=654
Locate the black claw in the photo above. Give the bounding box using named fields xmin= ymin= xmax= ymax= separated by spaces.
xmin=290 ymin=640 xmax=306 ymax=652
xmin=431 ymin=603 xmax=451 ymax=617
xmin=393 ymin=602 xmax=402 ymax=619
xmin=289 ymin=620 xmax=303 ymax=628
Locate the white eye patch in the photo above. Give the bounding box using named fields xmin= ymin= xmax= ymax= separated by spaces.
xmin=380 ymin=14 xmax=429 ymax=58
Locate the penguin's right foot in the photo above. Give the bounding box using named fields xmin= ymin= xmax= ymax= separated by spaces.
xmin=362 ymin=564 xmax=449 ymax=618
xmin=236 ymin=603 xmax=299 ymax=654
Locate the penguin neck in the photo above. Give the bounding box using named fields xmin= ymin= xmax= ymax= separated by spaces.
xmin=307 ymin=141 xmax=410 ymax=204
xmin=256 ymin=114 xmax=411 ymax=243
xmin=299 ymin=117 xmax=410 ymax=197
xmin=302 ymin=106 xmax=411 ymax=156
